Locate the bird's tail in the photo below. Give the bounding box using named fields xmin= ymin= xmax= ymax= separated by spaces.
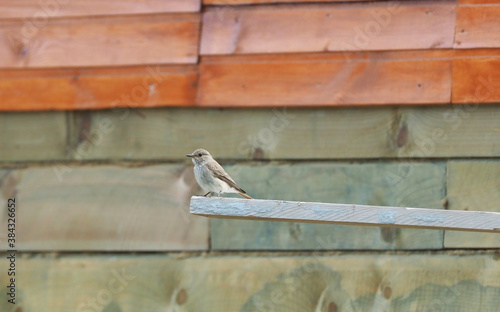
xmin=238 ymin=192 xmax=253 ymax=199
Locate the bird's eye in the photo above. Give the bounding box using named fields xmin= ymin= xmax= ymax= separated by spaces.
xmin=198 ymin=153 xmax=202 ymax=157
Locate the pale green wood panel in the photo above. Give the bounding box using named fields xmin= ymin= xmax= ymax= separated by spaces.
xmin=0 ymin=253 xmax=499 ymax=311
xmin=211 ymin=162 xmax=446 ymax=250
xmin=67 ymin=107 xmax=395 ymax=160
xmin=0 ymin=112 xmax=67 ymax=162
xmin=445 ymin=161 xmax=500 ymax=248
xmin=67 ymin=105 xmax=500 ymax=161
xmin=0 ymin=164 xmax=208 ymax=251
xmin=400 ymin=104 xmax=500 ymax=158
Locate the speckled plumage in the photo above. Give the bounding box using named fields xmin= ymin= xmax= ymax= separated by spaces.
xmin=187 ymin=148 xmax=252 ymax=199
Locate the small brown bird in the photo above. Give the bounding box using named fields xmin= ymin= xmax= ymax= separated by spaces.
xmin=187 ymin=148 xmax=252 ymax=199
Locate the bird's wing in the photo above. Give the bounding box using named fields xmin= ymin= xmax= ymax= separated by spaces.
xmin=207 ymin=160 xmax=246 ymax=193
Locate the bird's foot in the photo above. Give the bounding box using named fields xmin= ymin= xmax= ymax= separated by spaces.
xmin=203 ymin=192 xmax=211 ymax=197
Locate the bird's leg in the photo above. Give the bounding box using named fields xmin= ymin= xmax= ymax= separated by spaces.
xmin=217 ymin=191 xmax=222 ymax=198
xmin=203 ymin=191 xmax=211 ymax=197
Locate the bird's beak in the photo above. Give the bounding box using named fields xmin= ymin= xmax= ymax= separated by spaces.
xmin=186 ymin=154 xmax=194 ymax=157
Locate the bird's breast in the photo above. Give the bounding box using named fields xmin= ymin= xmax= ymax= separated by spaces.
xmin=193 ymin=164 xmax=218 ymax=192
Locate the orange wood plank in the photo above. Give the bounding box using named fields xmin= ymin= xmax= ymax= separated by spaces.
xmin=0 ymin=14 xmax=200 ymax=68
xmin=0 ymin=66 xmax=198 ymax=111
xmin=452 ymin=56 xmax=500 ymax=104
xmin=455 ymin=6 xmax=500 ymax=48
xmin=0 ymin=0 xmax=201 ymax=18
xmin=454 ymin=48 xmax=500 ymax=58
xmin=198 ymin=51 xmax=453 ymax=106
xmin=459 ymin=0 xmax=500 ymax=4
xmin=200 ymin=2 xmax=456 ymax=55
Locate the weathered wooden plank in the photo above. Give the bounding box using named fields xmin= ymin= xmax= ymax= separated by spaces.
xmin=1 ymin=253 xmax=499 ymax=311
xmin=0 ymin=14 xmax=200 ymax=68
xmin=455 ymin=6 xmax=500 ymax=48
xmin=0 ymin=111 xmax=67 ymax=161
xmin=0 ymin=66 xmax=198 ymax=111
xmin=445 ymin=161 xmax=500 ymax=248
xmin=0 ymin=164 xmax=208 ymax=250
xmin=0 ymin=0 xmax=201 ymax=18
xmin=452 ymin=56 xmax=500 ymax=103
xmin=198 ymin=51 xmax=452 ymax=106
xmin=208 ymin=162 xmax=446 ymax=250
xmin=200 ymin=2 xmax=456 ymax=55
xmin=67 ymin=107 xmax=395 ymax=160
xmin=66 ymin=105 xmax=500 ymax=161
xmin=192 ymin=197 xmax=500 ymax=232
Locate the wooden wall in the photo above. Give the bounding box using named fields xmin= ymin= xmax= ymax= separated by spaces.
xmin=1 ymin=0 xmax=500 ymax=311
xmin=0 ymin=0 xmax=500 ymax=110
xmin=1 ymin=253 xmax=500 ymax=311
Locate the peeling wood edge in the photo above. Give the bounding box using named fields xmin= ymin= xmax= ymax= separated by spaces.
xmin=190 ymin=196 xmax=500 ymax=233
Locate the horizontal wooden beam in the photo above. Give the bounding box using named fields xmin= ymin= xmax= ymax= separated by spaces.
xmin=2 ymin=51 xmax=499 ymax=110
xmin=2 ymin=106 xmax=499 ymax=162
xmin=0 ymin=111 xmax=67 ymax=161
xmin=198 ymin=51 xmax=453 ymax=106
xmin=0 ymin=66 xmax=198 ymax=111
xmin=445 ymin=161 xmax=500 ymax=248
xmin=199 ymin=50 xmax=500 ymax=107
xmin=455 ymin=6 xmax=500 ymax=49
xmin=208 ymin=162 xmax=446 ymax=250
xmin=0 ymin=165 xmax=209 ymax=251
xmin=0 ymin=13 xmax=200 ymax=68
xmin=1 ymin=253 xmax=500 ymax=311
xmin=453 ymin=56 xmax=500 ymax=104
xmin=0 ymin=0 xmax=201 ymax=19
xmin=190 ymin=196 xmax=500 ymax=233
xmin=200 ymin=2 xmax=456 ymax=55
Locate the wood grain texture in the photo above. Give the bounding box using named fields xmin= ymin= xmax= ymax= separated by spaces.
xmin=198 ymin=52 xmax=453 ymax=106
xmin=0 ymin=0 xmax=201 ymax=18
xmin=200 ymin=2 xmax=456 ymax=55
xmin=0 ymin=111 xmax=67 ymax=162
xmin=1 ymin=253 xmax=499 ymax=311
xmin=192 ymin=197 xmax=500 ymax=232
xmin=209 ymin=162 xmax=446 ymax=250
xmin=65 ymin=105 xmax=500 ymax=161
xmin=453 ymin=56 xmax=500 ymax=103
xmin=445 ymin=161 xmax=500 ymax=248
xmin=0 ymin=66 xmax=198 ymax=111
xmin=455 ymin=6 xmax=500 ymax=48
xmin=0 ymin=14 xmax=200 ymax=68
xmin=0 ymin=164 xmax=208 ymax=251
